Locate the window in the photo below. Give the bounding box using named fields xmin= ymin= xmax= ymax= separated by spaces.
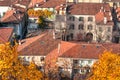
xmin=40 ymin=57 xmax=44 ymax=61
xmin=70 ymin=33 xmax=73 ymax=40
xmin=80 ymin=68 xmax=85 ymax=74
xmin=69 ymin=24 xmax=74 ymax=30
xmin=78 ymin=24 xmax=84 ymax=30
xmin=88 ymin=24 xmax=93 ymax=30
xmin=88 ymin=60 xmax=92 ymax=64
xmin=88 ymin=17 xmax=93 ymax=21
xmin=106 ymin=35 xmax=110 ymax=40
xmin=79 ymin=17 xmax=84 ymax=21
xmin=73 ymin=60 xmax=79 ymax=64
xmin=3 ymin=12 xmax=5 ymax=16
xmin=69 ymin=16 xmax=75 ymax=21
xmin=99 ymin=27 xmax=102 ymax=32
xmin=74 ymin=69 xmax=79 ymax=74
xmin=107 ymin=27 xmax=111 ymax=32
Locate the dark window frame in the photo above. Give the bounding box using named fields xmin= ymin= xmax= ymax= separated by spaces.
xmin=88 ymin=24 xmax=93 ymax=30
xmin=79 ymin=17 xmax=84 ymax=21
xmin=78 ymin=24 xmax=84 ymax=30
xmin=88 ymin=17 xmax=93 ymax=21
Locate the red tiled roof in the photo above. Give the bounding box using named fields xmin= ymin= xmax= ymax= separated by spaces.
xmin=28 ymin=0 xmax=43 ymax=8
xmin=15 ymin=0 xmax=30 ymax=7
xmin=46 ymin=41 xmax=120 ymax=68
xmin=95 ymin=12 xmax=104 ymax=24
xmin=1 ymin=10 xmax=24 ymax=23
xmin=29 ymin=0 xmax=66 ymax=8
xmin=68 ymin=3 xmax=110 ymax=15
xmin=0 ymin=0 xmax=30 ymax=7
xmin=59 ymin=41 xmax=120 ymax=59
xmin=0 ymin=27 xmax=13 ymax=43
xmin=116 ymin=7 xmax=120 ymax=21
xmin=102 ymin=43 xmax=120 ymax=54
xmin=94 ymin=3 xmax=113 ymax=25
xmin=18 ymin=30 xmax=60 ymax=56
xmin=0 ymin=0 xmax=16 ymax=6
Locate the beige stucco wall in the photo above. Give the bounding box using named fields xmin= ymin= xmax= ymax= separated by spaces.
xmin=19 ymin=56 xmax=45 ymax=66
xmin=57 ymin=57 xmax=97 ymax=77
xmin=96 ymin=25 xmax=113 ymax=42
xmin=67 ymin=15 xmax=97 ymax=41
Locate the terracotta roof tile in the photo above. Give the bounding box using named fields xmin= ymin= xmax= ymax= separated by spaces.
xmin=29 ymin=0 xmax=66 ymax=8
xmin=59 ymin=42 xmax=120 ymax=59
xmin=0 ymin=27 xmax=13 ymax=43
xmin=15 ymin=0 xmax=30 ymax=7
xmin=45 ymin=41 xmax=120 ymax=68
xmin=28 ymin=0 xmax=43 ymax=8
xmin=68 ymin=3 xmax=110 ymax=15
xmin=1 ymin=10 xmax=24 ymax=23
xmin=0 ymin=0 xmax=16 ymax=6
xmin=18 ymin=30 xmax=60 ymax=56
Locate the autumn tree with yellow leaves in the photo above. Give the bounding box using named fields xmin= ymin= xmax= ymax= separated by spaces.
xmin=88 ymin=51 xmax=120 ymax=80
xmin=0 ymin=43 xmax=44 ymax=80
xmin=27 ymin=9 xmax=53 ymax=29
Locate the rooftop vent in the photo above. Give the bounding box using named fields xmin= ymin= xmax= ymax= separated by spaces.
xmin=82 ymin=45 xmax=86 ymax=48
xmin=96 ymin=45 xmax=100 ymax=48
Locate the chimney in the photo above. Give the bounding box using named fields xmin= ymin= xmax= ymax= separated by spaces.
xmin=44 ymin=0 xmax=47 ymax=2
xmin=100 ymin=6 xmax=103 ymax=12
xmin=53 ymin=30 xmax=56 ymax=39
xmin=58 ymin=43 xmax=61 ymax=54
xmin=75 ymin=0 xmax=78 ymax=4
xmin=104 ymin=17 xmax=107 ymax=24
xmin=35 ymin=4 xmax=39 ymax=7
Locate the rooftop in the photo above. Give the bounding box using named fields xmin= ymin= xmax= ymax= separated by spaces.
xmin=18 ymin=30 xmax=60 ymax=56
xmin=29 ymin=0 xmax=66 ymax=8
xmin=1 ymin=9 xmax=24 ymax=23
xmin=0 ymin=27 xmax=13 ymax=43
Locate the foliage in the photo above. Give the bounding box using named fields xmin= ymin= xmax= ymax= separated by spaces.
xmin=27 ymin=9 xmax=53 ymax=18
xmin=88 ymin=51 xmax=120 ymax=80
xmin=0 ymin=43 xmax=43 ymax=80
xmin=27 ymin=9 xmax=53 ymax=29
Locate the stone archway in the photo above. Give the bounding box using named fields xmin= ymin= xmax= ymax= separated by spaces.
xmin=85 ymin=32 xmax=93 ymax=42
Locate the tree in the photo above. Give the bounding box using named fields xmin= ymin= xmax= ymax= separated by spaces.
xmin=0 ymin=43 xmax=44 ymax=80
xmin=88 ymin=51 xmax=120 ymax=80
xmin=27 ymin=9 xmax=53 ymax=29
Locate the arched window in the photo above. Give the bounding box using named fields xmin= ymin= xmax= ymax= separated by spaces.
xmin=78 ymin=24 xmax=84 ymax=30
